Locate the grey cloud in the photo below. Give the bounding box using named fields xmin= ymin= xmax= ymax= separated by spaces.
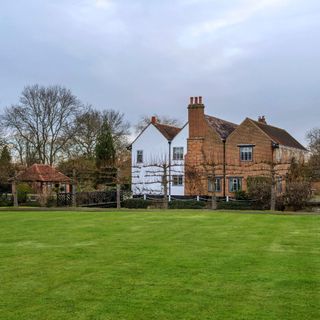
xmin=0 ymin=0 xmax=319 ymax=144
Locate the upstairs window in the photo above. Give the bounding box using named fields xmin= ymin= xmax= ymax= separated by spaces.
xmin=173 ymin=147 xmax=184 ymax=160
xmin=229 ymin=177 xmax=242 ymax=192
xmin=240 ymin=146 xmax=253 ymax=161
xmin=137 ymin=150 xmax=143 ymax=163
xmin=172 ymin=175 xmax=183 ymax=186
xmin=208 ymin=177 xmax=221 ymax=193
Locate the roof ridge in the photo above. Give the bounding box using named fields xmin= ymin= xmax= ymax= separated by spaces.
xmin=250 ymin=118 xmax=286 ymax=131
xmin=153 ymin=122 xmax=182 ymax=129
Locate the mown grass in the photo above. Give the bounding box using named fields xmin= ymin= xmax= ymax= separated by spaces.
xmin=0 ymin=210 xmax=319 ymax=320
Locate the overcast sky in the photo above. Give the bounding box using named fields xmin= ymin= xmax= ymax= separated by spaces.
xmin=1 ymin=0 xmax=319 ymax=145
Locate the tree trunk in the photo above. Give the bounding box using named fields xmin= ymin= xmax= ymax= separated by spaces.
xmin=116 ymin=183 xmax=121 ymax=209
xmin=211 ymin=193 xmax=217 ymax=210
xmin=163 ymin=166 xmax=168 ymax=209
xmin=270 ymin=165 xmax=276 ymax=211
xmin=72 ymin=168 xmax=77 ymax=207
xmin=12 ymin=180 xmax=18 ymax=207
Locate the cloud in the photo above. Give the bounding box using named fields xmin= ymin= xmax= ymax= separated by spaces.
xmin=95 ymin=0 xmax=113 ymax=9
xmin=188 ymin=0 xmax=289 ymax=38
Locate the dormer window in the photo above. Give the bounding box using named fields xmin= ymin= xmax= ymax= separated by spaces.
xmin=238 ymin=145 xmax=254 ymax=161
xmin=137 ymin=150 xmax=143 ymax=163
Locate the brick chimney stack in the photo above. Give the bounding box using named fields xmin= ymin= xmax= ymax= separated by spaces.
xmin=188 ymin=96 xmax=205 ymax=138
xmin=151 ymin=116 xmax=157 ymax=124
xmin=258 ymin=115 xmax=267 ymax=124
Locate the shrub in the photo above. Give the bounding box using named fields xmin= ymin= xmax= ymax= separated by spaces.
xmin=283 ymin=181 xmax=312 ymax=211
xmin=247 ymin=176 xmax=272 ymax=210
xmin=122 ymin=199 xmax=152 ymax=208
xmin=217 ymin=200 xmax=254 ymax=210
xmin=169 ymin=200 xmax=206 ymax=209
xmin=234 ymin=190 xmax=249 ymax=200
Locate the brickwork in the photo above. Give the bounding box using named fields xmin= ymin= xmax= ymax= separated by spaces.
xmin=185 ymin=98 xmax=307 ymax=197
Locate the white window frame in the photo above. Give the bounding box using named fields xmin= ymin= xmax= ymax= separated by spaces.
xmin=137 ymin=150 xmax=143 ymax=163
xmin=173 ymin=147 xmax=184 ymax=161
xmin=172 ymin=175 xmax=183 ymax=186
xmin=229 ymin=177 xmax=242 ymax=192
xmin=240 ymin=146 xmax=253 ymax=161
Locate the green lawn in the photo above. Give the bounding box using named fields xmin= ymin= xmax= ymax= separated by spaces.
xmin=0 ymin=210 xmax=319 ymax=320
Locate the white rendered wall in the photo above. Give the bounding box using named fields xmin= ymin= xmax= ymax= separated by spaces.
xmin=131 ymin=125 xmax=169 ymax=195
xmin=170 ymin=124 xmax=188 ymax=196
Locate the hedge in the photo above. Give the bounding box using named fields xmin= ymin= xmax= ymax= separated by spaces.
xmin=169 ymin=200 xmax=206 ymax=209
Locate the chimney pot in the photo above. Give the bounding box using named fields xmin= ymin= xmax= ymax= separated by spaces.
xmin=258 ymin=115 xmax=267 ymax=124
xmin=199 ymin=96 xmax=202 ymax=104
xmin=190 ymin=97 xmax=194 ymax=105
xmin=195 ymin=97 xmax=198 ymax=104
xmin=151 ymin=116 xmax=157 ymax=124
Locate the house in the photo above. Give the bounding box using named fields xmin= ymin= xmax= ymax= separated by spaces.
xmin=186 ymin=97 xmax=308 ymax=197
xmin=130 ymin=116 xmax=188 ymax=196
xmin=131 ymin=97 xmax=308 ymax=197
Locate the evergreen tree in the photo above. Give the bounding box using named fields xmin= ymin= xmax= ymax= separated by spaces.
xmin=0 ymin=145 xmax=11 ymax=165
xmin=95 ymin=120 xmax=115 ymax=168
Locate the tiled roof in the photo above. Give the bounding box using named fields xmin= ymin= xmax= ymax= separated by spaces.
xmin=205 ymin=115 xmax=238 ymax=140
xmin=153 ymin=123 xmax=182 ymax=141
xmin=16 ymin=164 xmax=71 ymax=183
xmin=252 ymin=120 xmax=307 ymax=151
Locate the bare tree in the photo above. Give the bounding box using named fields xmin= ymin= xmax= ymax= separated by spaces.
xmin=134 ymin=115 xmax=181 ymax=134
xmin=3 ymin=85 xmax=81 ymax=165
xmin=307 ymin=127 xmax=320 ymax=154
xmin=102 ymin=109 xmax=130 ymax=150
xmin=69 ymin=107 xmax=102 ymax=158
xmin=67 ymin=108 xmax=130 ymax=159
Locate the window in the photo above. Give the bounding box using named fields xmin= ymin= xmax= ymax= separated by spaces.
xmin=208 ymin=177 xmax=221 ymax=193
xmin=240 ymin=146 xmax=253 ymax=161
xmin=172 ymin=175 xmax=183 ymax=186
xmin=173 ymin=147 xmax=184 ymax=160
xmin=229 ymin=177 xmax=242 ymax=192
xmin=137 ymin=150 xmax=143 ymax=163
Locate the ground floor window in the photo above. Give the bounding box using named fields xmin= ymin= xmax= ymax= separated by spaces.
xmin=208 ymin=177 xmax=222 ymax=192
xmin=229 ymin=177 xmax=242 ymax=192
xmin=172 ymin=175 xmax=183 ymax=186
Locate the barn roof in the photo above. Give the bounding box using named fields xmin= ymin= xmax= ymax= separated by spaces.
xmin=205 ymin=115 xmax=238 ymax=140
xmin=15 ymin=164 xmax=71 ymax=183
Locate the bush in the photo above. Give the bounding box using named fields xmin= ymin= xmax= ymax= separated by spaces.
xmin=17 ymin=183 xmax=34 ymax=203
xmin=234 ymin=190 xmax=249 ymax=200
xmin=217 ymin=200 xmax=254 ymax=210
xmin=169 ymin=200 xmax=206 ymax=209
xmin=283 ymin=181 xmax=312 ymax=211
xmin=247 ymin=176 xmax=272 ymax=210
xmin=122 ymin=199 xmax=152 ymax=208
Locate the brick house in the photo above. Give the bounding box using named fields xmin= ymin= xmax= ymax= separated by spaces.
xmin=131 ymin=97 xmax=308 ymax=197
xmin=185 ymin=97 xmax=308 ymax=197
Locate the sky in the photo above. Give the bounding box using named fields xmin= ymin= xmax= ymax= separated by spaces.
xmin=0 ymin=0 xmax=320 ymax=145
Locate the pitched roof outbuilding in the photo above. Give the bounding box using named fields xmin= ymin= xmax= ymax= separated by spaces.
xmin=15 ymin=164 xmax=71 ymax=183
xmin=205 ymin=115 xmax=238 ymax=140
xmin=252 ymin=119 xmax=307 ymax=151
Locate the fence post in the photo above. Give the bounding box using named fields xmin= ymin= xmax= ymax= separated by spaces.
xmin=169 ymin=195 xmax=171 ymax=202
xmin=143 ymin=194 xmax=147 ymax=201
xmin=197 ymin=195 xmax=199 ymax=202
xmin=226 ymin=196 xmax=229 ymax=202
